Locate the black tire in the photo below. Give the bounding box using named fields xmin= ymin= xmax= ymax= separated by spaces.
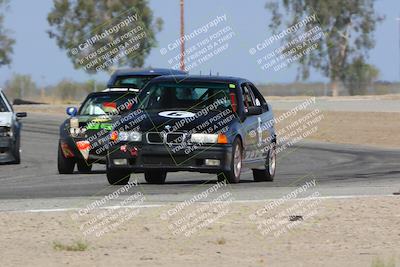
xmin=77 ymin=160 xmax=92 ymax=173
xmin=253 ymin=142 xmax=276 ymax=182
xmin=217 ymin=137 xmax=242 ymax=184
xmin=57 ymin=142 xmax=75 ymax=174
xmin=144 ymin=170 xmax=167 ymax=184
xmin=11 ymin=136 xmax=21 ymax=164
xmin=106 ymin=168 xmax=131 ymax=185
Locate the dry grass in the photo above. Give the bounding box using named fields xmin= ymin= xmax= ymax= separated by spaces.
xmin=53 ymin=240 xmax=89 ymax=252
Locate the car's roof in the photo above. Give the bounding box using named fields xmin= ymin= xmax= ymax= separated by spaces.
xmin=85 ymin=89 xmax=138 ymax=98
xmin=102 ymin=88 xmax=140 ymax=93
xmin=148 ymin=75 xmax=248 ymax=84
xmin=111 ymin=68 xmax=188 ymax=77
xmin=107 ymin=68 xmax=188 ymax=87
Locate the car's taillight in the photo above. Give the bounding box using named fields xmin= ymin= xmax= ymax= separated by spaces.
xmin=110 ymin=131 xmax=118 ymax=141
xmin=230 ymin=92 xmax=237 ymax=112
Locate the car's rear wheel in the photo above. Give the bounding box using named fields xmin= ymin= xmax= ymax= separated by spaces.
xmin=57 ymin=142 xmax=75 ymax=174
xmin=217 ymin=138 xmax=242 ymax=184
xmin=77 ymin=160 xmax=92 ymax=173
xmin=106 ymin=167 xmax=130 ymax=185
xmin=253 ymin=142 xmax=276 ymax=182
xmin=144 ymin=170 xmax=167 ymax=184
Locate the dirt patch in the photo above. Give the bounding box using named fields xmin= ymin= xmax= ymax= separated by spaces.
xmin=269 ymin=94 xmax=400 ymax=101
xmin=0 ymin=196 xmax=399 ymax=266
xmin=274 ymin=110 xmax=400 ymax=149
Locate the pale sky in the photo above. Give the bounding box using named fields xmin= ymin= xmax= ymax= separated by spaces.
xmin=0 ymin=0 xmax=399 ymax=86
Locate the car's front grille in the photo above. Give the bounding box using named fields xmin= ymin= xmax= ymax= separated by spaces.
xmin=166 ymin=133 xmax=185 ymax=144
xmin=146 ymin=132 xmax=186 ymax=144
xmin=147 ymin=132 xmax=164 ymax=144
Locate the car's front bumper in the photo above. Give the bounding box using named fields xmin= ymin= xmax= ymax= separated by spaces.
xmin=0 ymin=136 xmax=14 ymax=163
xmin=60 ymin=136 xmax=108 ymax=164
xmin=107 ymin=143 xmax=233 ymax=173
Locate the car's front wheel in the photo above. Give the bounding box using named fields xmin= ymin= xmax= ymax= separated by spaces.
xmin=57 ymin=142 xmax=75 ymax=174
xmin=253 ymin=142 xmax=276 ymax=182
xmin=106 ymin=167 xmax=131 ymax=185
xmin=144 ymin=170 xmax=167 ymax=184
xmin=218 ymin=137 xmax=242 ymax=184
xmin=11 ymin=135 xmax=21 ymax=164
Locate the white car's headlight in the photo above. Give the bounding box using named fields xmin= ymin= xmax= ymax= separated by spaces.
xmin=117 ymin=131 xmax=142 ymax=142
xmin=190 ymin=133 xmax=218 ymax=144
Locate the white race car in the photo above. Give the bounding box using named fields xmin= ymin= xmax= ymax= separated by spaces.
xmin=0 ymin=89 xmax=27 ymax=164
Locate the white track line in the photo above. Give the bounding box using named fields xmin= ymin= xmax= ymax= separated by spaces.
xmin=3 ymin=204 xmax=164 ymax=214
xmin=1 ymin=194 xmax=398 ymax=213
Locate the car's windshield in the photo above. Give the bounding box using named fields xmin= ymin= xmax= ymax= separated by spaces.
xmin=113 ymin=76 xmax=156 ymax=89
xmin=137 ymin=82 xmax=233 ymax=112
xmin=79 ymin=92 xmax=137 ymax=116
xmin=0 ymin=93 xmax=10 ymax=112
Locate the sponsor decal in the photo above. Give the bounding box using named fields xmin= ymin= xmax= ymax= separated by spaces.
xmin=158 ymin=111 xmax=196 ymax=118
xmin=76 ymin=140 xmax=91 ymax=160
xmin=91 ymin=117 xmax=111 ymax=123
xmin=86 ymin=122 xmax=113 ymax=130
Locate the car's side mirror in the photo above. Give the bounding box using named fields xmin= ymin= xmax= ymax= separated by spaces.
xmin=16 ymin=112 xmax=27 ymax=118
xmin=246 ymin=106 xmax=263 ymax=116
xmin=66 ymin=107 xmax=78 ymax=117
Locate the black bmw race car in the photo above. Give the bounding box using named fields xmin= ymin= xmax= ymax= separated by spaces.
xmin=58 ymin=68 xmax=187 ymax=174
xmin=106 ymin=75 xmax=277 ymax=185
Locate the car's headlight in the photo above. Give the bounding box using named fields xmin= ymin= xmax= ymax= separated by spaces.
xmin=8 ymin=128 xmax=13 ymax=137
xmin=129 ymin=131 xmax=142 ymax=142
xmin=118 ymin=131 xmax=130 ymax=141
xmin=113 ymin=131 xmax=142 ymax=142
xmin=191 ymin=133 xmax=218 ymax=144
xmin=0 ymin=127 xmax=13 ymax=137
xmin=191 ymin=133 xmax=229 ymax=144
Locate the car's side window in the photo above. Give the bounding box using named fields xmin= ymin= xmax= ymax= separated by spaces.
xmin=241 ymin=84 xmax=255 ymax=110
xmin=0 ymin=92 xmax=10 ymax=112
xmin=248 ymin=83 xmax=268 ymax=111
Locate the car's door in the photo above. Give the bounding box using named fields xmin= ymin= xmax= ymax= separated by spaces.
xmin=240 ymin=83 xmax=260 ymax=165
xmin=248 ymin=83 xmax=275 ymax=159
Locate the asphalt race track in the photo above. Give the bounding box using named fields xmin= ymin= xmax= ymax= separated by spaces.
xmin=1 ymin=113 xmax=400 ymax=210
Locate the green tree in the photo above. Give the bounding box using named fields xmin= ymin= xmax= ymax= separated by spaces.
xmin=47 ymin=0 xmax=163 ymax=74
xmin=342 ymin=57 xmax=379 ymax=95
xmin=266 ymin=0 xmax=383 ymax=96
xmin=0 ymin=0 xmax=15 ymax=66
xmin=4 ymin=74 xmax=38 ymax=99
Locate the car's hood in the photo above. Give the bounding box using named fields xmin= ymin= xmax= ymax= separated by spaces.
xmin=0 ymin=112 xmax=13 ymax=127
xmin=121 ymin=109 xmax=236 ymax=133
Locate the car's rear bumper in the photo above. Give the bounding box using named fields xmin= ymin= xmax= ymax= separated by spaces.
xmin=0 ymin=136 xmax=15 ymax=163
xmin=107 ymin=143 xmax=233 ymax=173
